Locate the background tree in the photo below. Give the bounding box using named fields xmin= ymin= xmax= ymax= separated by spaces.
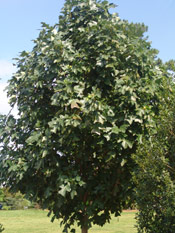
xmin=133 ymin=60 xmax=175 ymax=233
xmin=0 ymin=115 xmax=5 ymax=233
xmin=134 ymin=146 xmax=175 ymax=233
xmin=0 ymin=0 xmax=162 ymax=232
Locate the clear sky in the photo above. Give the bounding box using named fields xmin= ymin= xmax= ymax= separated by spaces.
xmin=0 ymin=0 xmax=175 ymax=115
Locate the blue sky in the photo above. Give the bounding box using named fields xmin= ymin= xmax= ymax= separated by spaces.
xmin=0 ymin=0 xmax=175 ymax=115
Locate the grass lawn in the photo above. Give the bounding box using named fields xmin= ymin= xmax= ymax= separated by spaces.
xmin=0 ymin=209 xmax=137 ymax=233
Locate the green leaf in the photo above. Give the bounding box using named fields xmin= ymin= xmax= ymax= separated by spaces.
xmin=70 ymin=190 xmax=77 ymax=199
xmin=71 ymin=100 xmax=80 ymax=109
xmin=112 ymin=126 xmax=120 ymax=134
xmin=42 ymin=150 xmax=48 ymax=158
xmin=59 ymin=185 xmax=67 ymax=197
xmin=26 ymin=132 xmax=41 ymax=145
xmin=121 ymin=139 xmax=133 ymax=149
xmin=119 ymin=125 xmax=128 ymax=133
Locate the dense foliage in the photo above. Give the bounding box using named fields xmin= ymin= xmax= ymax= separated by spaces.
xmin=0 ymin=0 xmax=162 ymax=232
xmin=133 ymin=61 xmax=175 ymax=233
xmin=134 ymin=147 xmax=175 ymax=233
xmin=0 ymin=187 xmax=32 ymax=210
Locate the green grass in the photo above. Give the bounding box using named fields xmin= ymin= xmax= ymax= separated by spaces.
xmin=0 ymin=209 xmax=137 ymax=233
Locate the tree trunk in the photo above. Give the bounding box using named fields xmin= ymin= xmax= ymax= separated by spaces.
xmin=81 ymin=226 xmax=88 ymax=233
xmin=81 ymin=213 xmax=88 ymax=233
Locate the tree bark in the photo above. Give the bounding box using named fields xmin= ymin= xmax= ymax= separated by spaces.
xmin=81 ymin=226 xmax=88 ymax=233
xmin=81 ymin=213 xmax=88 ymax=233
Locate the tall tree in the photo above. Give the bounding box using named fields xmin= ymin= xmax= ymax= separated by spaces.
xmin=133 ymin=60 xmax=175 ymax=233
xmin=0 ymin=1 xmax=162 ymax=232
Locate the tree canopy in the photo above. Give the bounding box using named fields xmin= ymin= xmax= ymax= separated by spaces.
xmin=0 ymin=0 xmax=162 ymax=232
xmin=133 ymin=60 xmax=175 ymax=233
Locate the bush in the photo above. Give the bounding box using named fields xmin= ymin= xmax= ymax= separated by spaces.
xmin=4 ymin=196 xmax=31 ymax=210
xmin=0 ymin=188 xmax=32 ymax=210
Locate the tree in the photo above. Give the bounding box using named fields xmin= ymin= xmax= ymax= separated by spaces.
xmin=133 ymin=141 xmax=175 ymax=233
xmin=0 ymin=118 xmax=6 ymax=233
xmin=0 ymin=0 xmax=162 ymax=232
xmin=133 ymin=60 xmax=175 ymax=233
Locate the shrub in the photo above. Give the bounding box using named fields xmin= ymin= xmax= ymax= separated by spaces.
xmin=0 ymin=188 xmax=32 ymax=210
